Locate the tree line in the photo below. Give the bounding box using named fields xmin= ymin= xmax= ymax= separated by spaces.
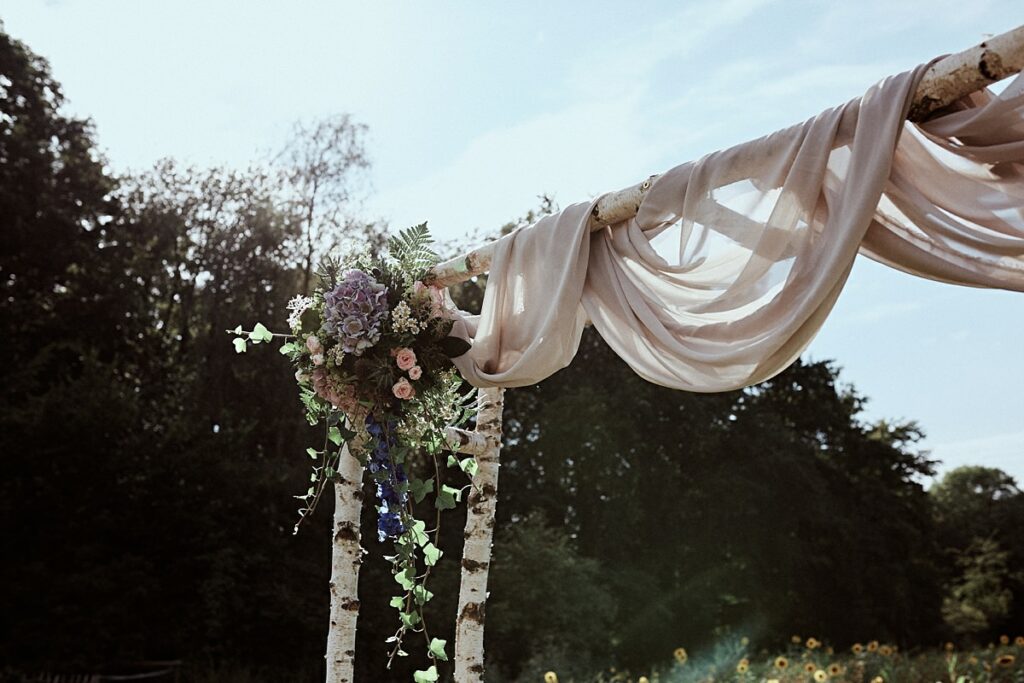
xmin=1 ymin=27 xmax=1021 ymax=682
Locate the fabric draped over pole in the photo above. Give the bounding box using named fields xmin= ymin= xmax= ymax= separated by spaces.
xmin=450 ymin=63 xmax=1024 ymax=391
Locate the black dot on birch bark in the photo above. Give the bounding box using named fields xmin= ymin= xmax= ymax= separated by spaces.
xmin=979 ymin=54 xmax=1001 ymax=81
xmin=340 ymin=598 xmax=360 ymax=611
xmin=462 ymin=558 xmax=489 ymax=572
xmin=469 ymin=664 xmax=485 ymax=674
xmin=460 ymin=601 xmax=486 ymax=624
xmin=334 ymin=521 xmax=359 ymax=543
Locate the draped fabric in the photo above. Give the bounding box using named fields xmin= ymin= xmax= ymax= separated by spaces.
xmin=451 ymin=63 xmax=1024 ymax=391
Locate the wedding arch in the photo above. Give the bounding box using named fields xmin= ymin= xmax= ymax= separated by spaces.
xmin=239 ymin=23 xmax=1024 ymax=683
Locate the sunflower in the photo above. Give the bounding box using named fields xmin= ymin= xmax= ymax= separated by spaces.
xmin=639 ymin=678 xmax=650 ymax=683
xmin=806 ymin=637 xmax=821 ymax=650
xmin=867 ymin=640 xmax=879 ymax=652
xmin=736 ymin=658 xmax=750 ymax=674
xmin=673 ymin=647 xmax=688 ymax=664
xmin=1016 ymin=636 xmax=1024 ymax=647
xmin=814 ymin=669 xmax=828 ymax=682
xmin=997 ymin=654 xmax=1016 ymax=667
xmin=1000 ymin=634 xmax=1010 ymax=645
xmin=774 ymin=656 xmax=789 ymax=670
xmin=828 ymin=663 xmax=843 ymax=676
xmin=871 ymin=677 xmax=885 ymax=683
xmin=879 ymin=645 xmax=893 ymax=656
xmin=852 ymin=643 xmax=864 ymax=655
xmin=544 ymin=673 xmax=558 ymax=683
xmin=804 ymin=662 xmax=817 ymax=673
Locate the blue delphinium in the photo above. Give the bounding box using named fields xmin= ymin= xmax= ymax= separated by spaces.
xmin=365 ymin=413 xmax=408 ymax=542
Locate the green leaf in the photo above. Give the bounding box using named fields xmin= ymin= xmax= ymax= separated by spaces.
xmin=412 ymin=584 xmax=434 ymax=605
xmin=399 ymin=609 xmax=421 ymax=628
xmin=423 ymin=543 xmax=443 ymax=567
xmin=413 ymin=666 xmax=438 ymax=683
xmin=394 ymin=567 xmax=416 ymax=590
xmin=306 ymin=447 xmax=319 ymax=460
xmin=232 ymin=325 xmax=243 ymax=334
xmin=443 ymin=484 xmax=462 ymax=503
xmin=459 ymin=457 xmax=479 ymax=477
xmin=408 ymin=520 xmax=428 ymax=547
xmin=409 ymin=477 xmax=433 ymax=504
xmin=435 ymin=487 xmax=456 ymax=511
xmin=232 ymin=337 xmax=247 ymax=354
xmin=250 ymin=322 xmax=273 ymax=343
xmin=428 ymin=638 xmax=448 ymax=662
xmin=389 ymin=596 xmax=405 ymax=609
xmin=446 ymin=454 xmax=458 ymax=468
xmin=328 ymin=426 xmax=343 ymax=446
xmin=279 ymin=342 xmax=298 ymax=355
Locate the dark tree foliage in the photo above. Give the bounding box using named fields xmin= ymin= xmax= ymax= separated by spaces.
xmin=3 ymin=26 xmax=1022 ymax=682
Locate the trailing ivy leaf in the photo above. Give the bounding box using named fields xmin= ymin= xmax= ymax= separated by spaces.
xmin=306 ymin=447 xmax=319 ymax=460
xmin=409 ymin=477 xmax=433 ymax=504
xmin=459 ymin=457 xmax=479 ymax=477
xmin=412 ymin=585 xmax=434 ymax=605
xmin=413 ymin=666 xmax=438 ymax=683
xmin=249 ymin=322 xmax=273 ymax=343
xmin=389 ymin=596 xmax=405 ymax=609
xmin=232 ymin=325 xmax=243 ymax=334
xmin=400 ymin=610 xmax=421 ymax=628
xmin=394 ymin=567 xmax=416 ymax=590
xmin=438 ymin=335 xmax=471 ymax=358
xmin=328 ymin=426 xmax=343 ymax=446
xmin=435 ymin=487 xmax=457 ymax=511
xmin=428 ymin=638 xmax=448 ymax=662
xmin=408 ymin=520 xmax=428 ymax=547
xmin=423 ymin=543 xmax=443 ymax=566
xmin=442 ymin=484 xmax=462 ymax=503
xmin=446 ymin=454 xmax=458 ymax=468
xmin=233 ymin=338 xmax=247 ymax=354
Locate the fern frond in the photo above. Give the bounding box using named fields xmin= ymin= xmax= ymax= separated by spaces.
xmin=388 ymin=222 xmax=439 ymax=277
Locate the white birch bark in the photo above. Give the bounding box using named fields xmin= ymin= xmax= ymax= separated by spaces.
xmin=325 ymin=444 xmax=364 ymax=683
xmin=425 ymin=23 xmax=1024 ymax=289
xmin=454 ymin=386 xmax=504 ymax=682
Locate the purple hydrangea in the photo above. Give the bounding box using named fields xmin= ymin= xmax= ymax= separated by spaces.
xmin=322 ymin=269 xmax=389 ymax=355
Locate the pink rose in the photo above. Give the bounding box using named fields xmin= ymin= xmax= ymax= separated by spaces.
xmin=414 ymin=281 xmax=451 ymax=319
xmin=394 ymin=347 xmax=417 ymax=371
xmin=306 ymin=335 xmax=323 ymax=355
xmin=392 ymin=377 xmax=415 ymax=400
xmin=408 ymin=365 xmax=422 ymax=380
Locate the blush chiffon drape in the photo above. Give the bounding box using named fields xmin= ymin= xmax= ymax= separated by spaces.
xmin=451 ymin=63 xmax=1024 ymax=391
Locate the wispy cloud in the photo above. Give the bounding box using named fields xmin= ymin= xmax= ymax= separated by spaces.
xmin=837 ymin=300 xmax=925 ymax=325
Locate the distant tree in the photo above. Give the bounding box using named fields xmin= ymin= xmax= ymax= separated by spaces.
xmin=942 ymin=537 xmax=1014 ymax=640
xmin=272 ymin=115 xmax=375 ymax=293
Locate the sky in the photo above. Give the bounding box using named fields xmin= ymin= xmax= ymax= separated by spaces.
xmin=5 ymin=0 xmax=1022 ymax=484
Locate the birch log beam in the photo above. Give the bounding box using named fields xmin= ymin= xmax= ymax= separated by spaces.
xmin=424 ymin=23 xmax=1024 ymax=289
xmin=453 ymin=386 xmax=504 ymax=682
xmin=325 ymin=445 xmax=364 ymax=683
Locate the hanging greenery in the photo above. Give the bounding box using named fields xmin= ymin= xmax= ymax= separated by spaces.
xmin=229 ymin=223 xmax=475 ymax=680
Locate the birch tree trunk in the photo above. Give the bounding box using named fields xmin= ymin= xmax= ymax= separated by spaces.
xmin=454 ymin=386 xmax=505 ymax=682
xmin=325 ymin=444 xmax=364 ymax=683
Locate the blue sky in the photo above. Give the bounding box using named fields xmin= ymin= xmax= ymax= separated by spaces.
xmin=6 ymin=0 xmax=1022 ymax=484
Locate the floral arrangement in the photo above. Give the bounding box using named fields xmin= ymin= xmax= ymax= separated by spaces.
xmin=230 ymin=224 xmax=476 ymax=679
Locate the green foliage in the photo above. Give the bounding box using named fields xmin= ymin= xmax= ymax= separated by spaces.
xmin=387 ymin=222 xmax=439 ymax=279
xmin=942 ymin=537 xmax=1015 ymax=638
